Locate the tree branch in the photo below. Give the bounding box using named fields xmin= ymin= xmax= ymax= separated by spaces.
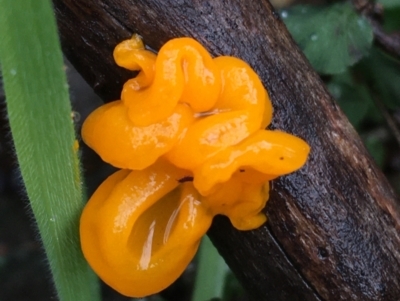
xmin=53 ymin=1 xmax=400 ymax=300
xmin=372 ymin=22 xmax=400 ymax=59
xmin=352 ymin=0 xmax=400 ymax=60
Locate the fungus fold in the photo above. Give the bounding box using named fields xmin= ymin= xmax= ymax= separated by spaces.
xmin=80 ymin=35 xmax=310 ymax=297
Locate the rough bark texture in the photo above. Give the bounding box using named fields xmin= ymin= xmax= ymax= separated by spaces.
xmin=53 ymin=1 xmax=400 ymax=300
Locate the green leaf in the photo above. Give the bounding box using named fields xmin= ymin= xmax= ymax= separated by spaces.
xmin=382 ymin=7 xmax=400 ymax=31
xmin=222 ymin=271 xmax=246 ymax=301
xmin=0 ymin=1 xmax=100 ymax=301
xmin=327 ymin=72 xmax=373 ymax=128
xmin=356 ymin=48 xmax=400 ymax=110
xmin=192 ymin=236 xmax=229 ymax=301
xmin=281 ymin=3 xmax=373 ymax=74
xmin=363 ymin=135 xmax=386 ymax=167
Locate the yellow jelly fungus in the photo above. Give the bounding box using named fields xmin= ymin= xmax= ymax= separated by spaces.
xmin=193 ymin=130 xmax=311 ymax=195
xmin=82 ymin=101 xmax=194 ymax=170
xmin=113 ymin=34 xmax=156 ymax=87
xmin=119 ymin=37 xmax=220 ymax=126
xmin=80 ymin=35 xmax=310 ymax=298
xmin=80 ymin=160 xmax=212 ymax=297
xmin=165 ymin=56 xmax=271 ymax=170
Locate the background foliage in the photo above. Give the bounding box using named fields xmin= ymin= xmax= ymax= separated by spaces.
xmin=282 ymin=0 xmax=400 ymax=185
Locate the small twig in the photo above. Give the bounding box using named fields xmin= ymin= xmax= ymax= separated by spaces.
xmin=351 ymin=0 xmax=400 ymax=60
xmin=372 ymin=22 xmax=400 ymax=60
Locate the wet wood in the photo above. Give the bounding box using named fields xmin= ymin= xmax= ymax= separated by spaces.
xmin=53 ymin=0 xmax=400 ymax=300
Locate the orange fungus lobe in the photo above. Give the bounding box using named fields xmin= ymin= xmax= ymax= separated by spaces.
xmin=80 ymin=35 xmax=310 ymax=297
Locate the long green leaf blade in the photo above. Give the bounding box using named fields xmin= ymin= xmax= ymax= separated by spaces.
xmin=192 ymin=236 xmax=229 ymax=301
xmin=0 ymin=1 xmax=100 ymax=300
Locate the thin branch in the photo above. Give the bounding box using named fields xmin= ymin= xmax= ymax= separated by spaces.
xmin=352 ymin=0 xmax=400 ymax=59
xmin=373 ymin=23 xmax=400 ymax=60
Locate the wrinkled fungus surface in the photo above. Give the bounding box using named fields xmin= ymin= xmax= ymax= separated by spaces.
xmin=80 ymin=35 xmax=310 ymax=297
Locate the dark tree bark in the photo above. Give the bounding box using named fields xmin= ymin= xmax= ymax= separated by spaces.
xmin=53 ymin=1 xmax=400 ymax=300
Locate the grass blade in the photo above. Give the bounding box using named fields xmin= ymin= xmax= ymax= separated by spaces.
xmin=0 ymin=1 xmax=100 ymax=300
xmin=192 ymin=236 xmax=229 ymax=301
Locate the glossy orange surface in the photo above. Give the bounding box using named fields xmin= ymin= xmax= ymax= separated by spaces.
xmin=80 ymin=35 xmax=310 ymax=297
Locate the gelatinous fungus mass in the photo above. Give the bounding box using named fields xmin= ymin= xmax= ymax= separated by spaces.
xmin=80 ymin=35 xmax=310 ymax=297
